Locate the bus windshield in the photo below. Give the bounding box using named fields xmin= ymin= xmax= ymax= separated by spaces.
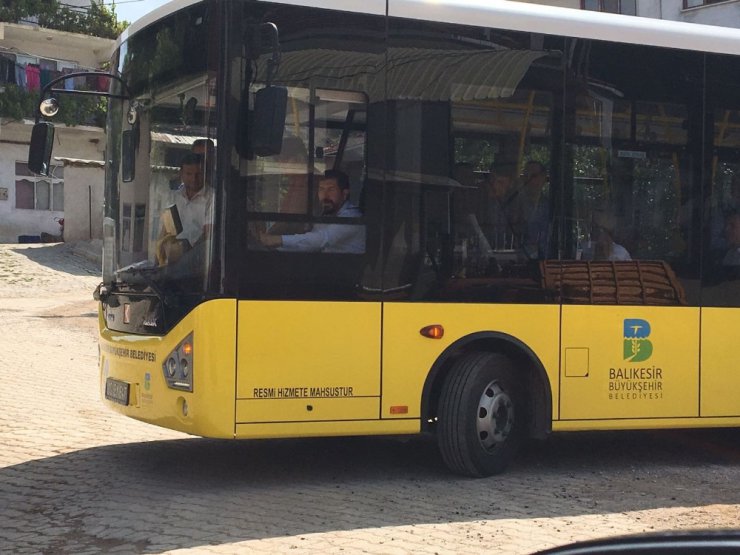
xmin=103 ymin=3 xmax=217 ymax=305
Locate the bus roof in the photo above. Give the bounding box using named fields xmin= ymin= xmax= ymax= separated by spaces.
xmin=118 ymin=0 xmax=740 ymax=56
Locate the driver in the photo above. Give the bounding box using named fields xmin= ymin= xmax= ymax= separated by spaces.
xmin=259 ymin=170 xmax=365 ymax=253
xmin=157 ymin=153 xmax=213 ymax=265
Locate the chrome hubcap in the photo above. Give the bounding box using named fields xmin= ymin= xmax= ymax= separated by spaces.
xmin=476 ymin=380 xmax=514 ymax=451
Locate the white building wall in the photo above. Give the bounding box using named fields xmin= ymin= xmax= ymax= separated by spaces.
xmin=65 ymin=0 xmax=94 ymax=9
xmin=0 ymin=23 xmax=113 ymax=69
xmin=0 ymin=141 xmax=62 ymax=242
xmin=0 ymin=122 xmax=105 ymax=243
xmin=567 ymin=0 xmax=740 ymax=28
xmin=511 ymin=0 xmax=740 ymax=28
xmin=60 ymin=163 xmax=105 ymax=242
xmin=512 ymin=0 xmax=581 ymax=8
xmin=661 ymin=0 xmax=740 ymax=28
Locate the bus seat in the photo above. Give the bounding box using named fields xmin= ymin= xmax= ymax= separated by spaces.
xmin=540 ymin=260 xmax=687 ymax=306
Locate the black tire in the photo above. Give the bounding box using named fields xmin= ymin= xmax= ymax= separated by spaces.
xmin=437 ymin=351 xmax=524 ymax=477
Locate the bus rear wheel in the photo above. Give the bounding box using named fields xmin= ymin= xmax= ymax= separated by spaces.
xmin=437 ymin=352 xmax=523 ymax=477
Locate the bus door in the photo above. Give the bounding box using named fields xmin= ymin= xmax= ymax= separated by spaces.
xmin=560 ymin=305 xmax=699 ymax=421
xmin=700 ymin=307 xmax=740 ymax=417
xmin=557 ymin=40 xmax=707 ymax=421
xmin=560 ymin=145 xmax=700 ymax=421
xmin=697 ymin=53 xmax=740 ymax=417
xmin=699 ymin=144 xmax=740 ymax=416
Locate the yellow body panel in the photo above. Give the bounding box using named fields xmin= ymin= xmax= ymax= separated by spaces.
xmin=700 ymin=308 xmax=740 ymax=417
xmin=99 ymin=299 xmax=237 ymax=438
xmin=560 ymin=306 xmax=699 ymax=420
xmin=236 ymin=301 xmax=381 ymax=422
xmin=382 ymin=303 xmax=561 ymax=419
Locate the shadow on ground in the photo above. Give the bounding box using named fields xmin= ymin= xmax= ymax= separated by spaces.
xmin=10 ymin=242 xmax=99 ymax=277
xmin=1 ymin=428 xmax=739 ymax=552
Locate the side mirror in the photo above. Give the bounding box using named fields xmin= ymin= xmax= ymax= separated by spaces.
xmin=28 ymin=122 xmax=55 ymax=176
xmin=252 ymin=86 xmax=287 ymax=157
xmin=121 ymin=129 xmax=136 ymax=182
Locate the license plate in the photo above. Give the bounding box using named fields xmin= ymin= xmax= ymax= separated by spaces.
xmin=105 ymin=377 xmax=130 ymax=406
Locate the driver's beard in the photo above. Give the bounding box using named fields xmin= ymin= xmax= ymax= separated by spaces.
xmin=322 ymin=201 xmax=338 ymax=215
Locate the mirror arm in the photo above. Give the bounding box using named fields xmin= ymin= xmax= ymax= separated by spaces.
xmin=35 ymin=71 xmax=133 ymax=123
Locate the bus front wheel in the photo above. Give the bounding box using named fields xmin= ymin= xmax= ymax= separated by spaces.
xmin=437 ymin=352 xmax=523 ymax=477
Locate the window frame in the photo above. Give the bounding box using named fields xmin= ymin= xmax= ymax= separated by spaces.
xmin=683 ymin=0 xmax=731 ymax=9
xmin=14 ymin=161 xmax=64 ymax=211
xmin=582 ymin=0 xmax=637 ymax=15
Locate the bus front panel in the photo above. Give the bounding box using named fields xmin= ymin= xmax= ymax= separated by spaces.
xmin=99 ymin=299 xmax=237 ymax=438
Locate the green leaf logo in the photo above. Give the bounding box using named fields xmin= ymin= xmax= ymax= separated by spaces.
xmin=623 ymin=319 xmax=652 ymax=362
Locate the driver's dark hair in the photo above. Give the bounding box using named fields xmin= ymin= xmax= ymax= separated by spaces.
xmin=192 ymin=138 xmax=214 ymax=150
xmin=322 ymin=169 xmax=350 ymax=191
xmin=180 ymin=152 xmax=203 ymax=168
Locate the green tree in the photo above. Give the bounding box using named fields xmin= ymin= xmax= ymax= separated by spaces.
xmin=0 ymin=85 xmax=106 ymax=127
xmin=0 ymin=1 xmax=127 ymax=39
xmin=0 ymin=1 xmax=57 ymax=24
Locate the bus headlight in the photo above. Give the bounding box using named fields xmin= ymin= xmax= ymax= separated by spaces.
xmin=162 ymin=332 xmax=194 ymax=392
xmin=166 ymin=357 xmax=177 ymax=377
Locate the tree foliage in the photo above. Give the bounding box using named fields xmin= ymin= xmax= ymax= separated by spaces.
xmin=0 ymin=0 xmax=127 ymax=39
xmin=0 ymin=84 xmax=106 ymax=126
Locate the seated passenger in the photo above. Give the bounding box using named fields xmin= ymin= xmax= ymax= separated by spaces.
xmin=477 ymin=161 xmax=520 ymax=251
xmin=514 ymin=160 xmax=550 ymax=259
xmin=453 ymin=162 xmax=492 ymax=255
xmin=593 ymin=212 xmax=631 ymax=261
xmin=260 ymin=170 xmax=365 ymax=253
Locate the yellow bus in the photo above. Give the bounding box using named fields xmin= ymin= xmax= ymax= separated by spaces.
xmin=30 ymin=0 xmax=740 ymax=476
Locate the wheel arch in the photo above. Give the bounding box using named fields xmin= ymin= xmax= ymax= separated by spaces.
xmin=420 ymin=331 xmax=552 ymax=439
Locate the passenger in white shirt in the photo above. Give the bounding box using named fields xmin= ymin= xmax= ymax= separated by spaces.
xmin=593 ymin=211 xmax=631 ymax=261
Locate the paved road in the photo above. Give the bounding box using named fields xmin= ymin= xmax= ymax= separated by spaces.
xmin=1 ymin=242 xmax=739 ymax=554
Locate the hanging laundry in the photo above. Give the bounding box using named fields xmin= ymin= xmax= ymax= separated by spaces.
xmin=40 ymin=68 xmax=53 ymax=89
xmin=97 ymin=74 xmax=110 ymax=92
xmin=26 ymin=64 xmax=41 ymax=91
xmin=15 ymin=64 xmax=27 ymax=89
xmin=62 ymin=67 xmax=76 ymax=91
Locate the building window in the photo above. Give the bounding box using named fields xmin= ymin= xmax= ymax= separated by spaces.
xmin=14 ymin=161 xmax=64 ymax=211
xmin=684 ymin=0 xmax=729 ymax=8
xmin=583 ymin=0 xmax=637 ymax=15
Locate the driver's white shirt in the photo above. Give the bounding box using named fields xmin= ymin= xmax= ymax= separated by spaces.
xmin=172 ymin=184 xmax=213 ymax=246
